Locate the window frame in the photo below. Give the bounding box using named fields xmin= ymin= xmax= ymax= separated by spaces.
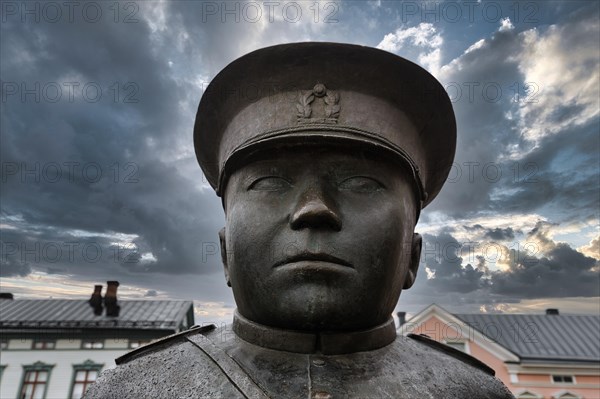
xmin=551 ymin=375 xmax=576 ymax=384
xmin=69 ymin=360 xmax=104 ymax=399
xmin=128 ymin=339 xmax=151 ymax=349
xmin=81 ymin=339 xmax=105 ymax=349
xmin=442 ymin=339 xmax=470 ymax=354
xmin=32 ymin=339 xmax=56 ymax=350
xmin=18 ymin=361 xmax=54 ymax=399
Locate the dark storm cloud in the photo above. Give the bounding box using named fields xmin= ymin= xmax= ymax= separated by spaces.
xmin=1 ymin=218 xmax=142 ymax=279
xmin=0 ymin=2 xmax=225 ymax=290
xmin=464 ymin=224 xmax=518 ymax=240
xmin=491 ymin=119 xmax=600 ymax=219
xmin=490 ymin=243 xmax=599 ymax=298
xmin=489 ymin=222 xmax=600 ymax=298
xmin=484 ymin=227 xmax=516 ymax=241
xmin=424 ymin=27 xmax=524 ymax=218
xmin=464 ymin=225 xmax=521 ymax=241
xmin=425 ymin=6 xmax=600 ymax=225
xmin=402 ymin=227 xmax=599 ymax=307
xmin=0 ymin=258 xmax=32 ymax=277
xmin=418 ymin=232 xmax=490 ymax=294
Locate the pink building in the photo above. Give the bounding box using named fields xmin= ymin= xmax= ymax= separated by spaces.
xmin=400 ymin=304 xmax=600 ymax=399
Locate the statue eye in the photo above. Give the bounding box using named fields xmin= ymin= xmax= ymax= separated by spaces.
xmin=338 ymin=176 xmax=384 ymax=192
xmin=248 ymin=176 xmax=292 ymax=191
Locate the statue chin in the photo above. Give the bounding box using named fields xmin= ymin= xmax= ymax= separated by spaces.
xmin=237 ymin=284 xmax=398 ymax=332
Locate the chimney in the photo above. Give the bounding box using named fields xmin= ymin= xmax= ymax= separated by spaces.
xmin=104 ymin=281 xmax=120 ymax=317
xmin=88 ymin=285 xmax=103 ymax=315
xmin=397 ymin=311 xmax=407 ymax=326
xmin=546 ymin=308 xmax=559 ymax=315
xmin=0 ymin=293 xmax=14 ymax=300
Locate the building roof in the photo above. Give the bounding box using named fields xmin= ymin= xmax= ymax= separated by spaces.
xmin=0 ymin=299 xmax=194 ymax=330
xmin=455 ymin=313 xmax=600 ymax=364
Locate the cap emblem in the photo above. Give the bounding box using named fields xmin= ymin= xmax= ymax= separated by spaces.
xmin=296 ymin=83 xmax=340 ymax=125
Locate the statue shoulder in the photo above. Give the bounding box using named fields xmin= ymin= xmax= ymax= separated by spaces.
xmin=407 ymin=333 xmax=495 ymax=376
xmin=115 ymin=324 xmax=216 ymax=365
xmin=82 ymin=324 xmax=250 ymax=399
xmin=402 ymin=334 xmax=515 ymax=398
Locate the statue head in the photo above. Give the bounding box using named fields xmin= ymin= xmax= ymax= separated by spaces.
xmin=194 ymin=43 xmax=456 ymax=333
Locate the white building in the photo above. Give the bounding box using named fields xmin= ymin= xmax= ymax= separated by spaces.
xmin=0 ymin=291 xmax=194 ymax=399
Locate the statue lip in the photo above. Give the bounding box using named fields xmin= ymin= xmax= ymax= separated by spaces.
xmin=273 ymin=252 xmax=353 ymax=269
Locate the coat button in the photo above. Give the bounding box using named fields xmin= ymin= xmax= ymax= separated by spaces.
xmin=312 ymin=391 xmax=332 ymax=399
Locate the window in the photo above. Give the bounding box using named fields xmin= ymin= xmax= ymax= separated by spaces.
xmin=70 ymin=360 xmax=103 ymax=399
xmin=32 ymin=340 xmax=56 ymax=350
xmin=552 ymin=375 xmax=574 ymax=384
xmin=443 ymin=341 xmax=467 ymax=353
xmin=81 ymin=339 xmax=104 ymax=349
xmin=128 ymin=339 xmax=150 ymax=349
xmin=0 ymin=339 xmax=7 ymax=350
xmin=19 ymin=362 xmax=54 ymax=399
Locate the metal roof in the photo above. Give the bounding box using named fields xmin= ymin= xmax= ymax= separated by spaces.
xmin=0 ymin=299 xmax=193 ymax=330
xmin=455 ymin=313 xmax=600 ymax=363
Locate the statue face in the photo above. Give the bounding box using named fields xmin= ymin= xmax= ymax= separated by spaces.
xmin=221 ymin=146 xmax=421 ymax=331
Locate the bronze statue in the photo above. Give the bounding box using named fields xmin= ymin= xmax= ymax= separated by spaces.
xmin=85 ymin=43 xmax=515 ymax=398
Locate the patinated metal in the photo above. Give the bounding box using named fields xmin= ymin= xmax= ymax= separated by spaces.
xmin=85 ymin=42 xmax=515 ymax=398
xmin=87 ymin=323 xmax=514 ymax=398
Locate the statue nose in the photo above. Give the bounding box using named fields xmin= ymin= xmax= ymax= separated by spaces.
xmin=290 ymin=188 xmax=342 ymax=232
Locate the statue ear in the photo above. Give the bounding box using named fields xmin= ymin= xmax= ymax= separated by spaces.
xmin=218 ymin=227 xmax=231 ymax=287
xmin=403 ymin=233 xmax=422 ymax=289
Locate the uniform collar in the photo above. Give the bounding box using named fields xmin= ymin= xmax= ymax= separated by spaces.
xmin=232 ymin=310 xmax=396 ymax=355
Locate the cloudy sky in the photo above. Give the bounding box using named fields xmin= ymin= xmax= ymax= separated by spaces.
xmin=1 ymin=0 xmax=598 ymax=324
